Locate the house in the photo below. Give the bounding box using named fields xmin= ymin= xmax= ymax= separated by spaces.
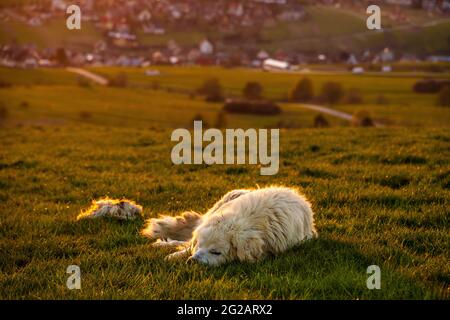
xmin=167 ymin=40 xmax=181 ymax=55
xmin=347 ymin=54 xmax=358 ymax=65
xmin=262 ymin=58 xmax=290 ymax=71
xmin=199 ymin=39 xmax=214 ymax=55
xmin=138 ymin=10 xmax=151 ymax=22
xmin=257 ymin=50 xmax=270 ymax=61
xmin=23 ymin=57 xmax=38 ymax=69
xmin=51 ymin=0 xmax=66 ymax=11
xmin=352 ymin=66 xmax=364 ymax=74
xmin=228 ymin=3 xmax=244 ymax=17
xmin=28 ymin=17 xmax=42 ymax=27
xmin=253 ymin=0 xmax=287 ymax=4
xmin=187 ymin=48 xmax=201 ymax=63
xmin=386 ymin=0 xmax=413 ymax=5
xmin=427 ymin=55 xmax=450 ymax=62
xmin=380 ymin=48 xmax=395 ymax=62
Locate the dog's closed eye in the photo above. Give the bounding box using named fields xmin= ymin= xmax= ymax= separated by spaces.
xmin=209 ymin=249 xmax=221 ymax=255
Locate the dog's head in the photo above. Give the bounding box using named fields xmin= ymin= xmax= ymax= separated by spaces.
xmin=189 ymin=215 xmax=265 ymax=266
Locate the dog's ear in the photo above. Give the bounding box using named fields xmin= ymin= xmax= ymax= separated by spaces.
xmin=230 ymin=230 xmax=265 ymax=262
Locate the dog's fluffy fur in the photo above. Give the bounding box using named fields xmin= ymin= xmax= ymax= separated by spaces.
xmin=77 ymin=198 xmax=143 ymax=220
xmin=143 ymin=187 xmax=317 ymax=265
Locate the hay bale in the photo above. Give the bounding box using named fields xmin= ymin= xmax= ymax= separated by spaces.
xmin=77 ymin=198 xmax=143 ymax=221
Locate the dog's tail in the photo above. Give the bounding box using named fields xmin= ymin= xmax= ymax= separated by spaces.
xmin=141 ymin=211 xmax=202 ymax=241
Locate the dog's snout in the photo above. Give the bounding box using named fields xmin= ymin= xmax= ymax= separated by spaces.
xmin=191 ymin=250 xmax=206 ymax=263
xmin=191 ymin=252 xmax=202 ymax=261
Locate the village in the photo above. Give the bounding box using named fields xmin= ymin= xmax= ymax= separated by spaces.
xmin=0 ymin=0 xmax=449 ymax=69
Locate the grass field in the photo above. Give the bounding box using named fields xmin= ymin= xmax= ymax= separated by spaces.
xmin=0 ymin=66 xmax=449 ymax=299
xmin=90 ymin=66 xmax=450 ymax=127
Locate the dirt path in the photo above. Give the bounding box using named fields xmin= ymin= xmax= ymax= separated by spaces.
xmin=298 ymin=104 xmax=354 ymax=121
xmin=297 ymin=103 xmax=384 ymax=127
xmin=66 ymin=67 xmax=109 ymax=85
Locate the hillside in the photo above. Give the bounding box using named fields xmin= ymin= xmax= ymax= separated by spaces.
xmin=1 ymin=5 xmax=449 ymax=55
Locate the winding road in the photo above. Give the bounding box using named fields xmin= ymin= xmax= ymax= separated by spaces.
xmin=66 ymin=67 xmax=109 ymax=85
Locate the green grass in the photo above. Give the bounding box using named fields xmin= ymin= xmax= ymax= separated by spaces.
xmin=0 ymin=67 xmax=449 ymax=299
xmin=0 ymin=83 xmax=335 ymax=129
xmin=0 ymin=67 xmax=79 ymax=86
xmin=88 ymin=66 xmax=450 ymax=127
xmin=0 ymin=125 xmax=448 ymax=299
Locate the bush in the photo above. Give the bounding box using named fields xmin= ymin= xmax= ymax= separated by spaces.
xmin=289 ymin=77 xmax=314 ymax=102
xmin=223 ymin=100 xmax=281 ymax=115
xmin=437 ymin=85 xmax=450 ymax=107
xmin=344 ymin=88 xmax=364 ymax=104
xmin=198 ymin=78 xmax=223 ymax=102
xmin=352 ymin=110 xmax=374 ymax=127
xmin=243 ymin=81 xmax=263 ymax=100
xmin=321 ymin=82 xmax=343 ymax=105
xmin=108 ymin=73 xmax=128 ymax=88
xmin=314 ymin=114 xmax=329 ymax=128
xmin=190 ymin=113 xmax=209 ymax=127
xmin=413 ymin=79 xmax=450 ymax=93
xmin=55 ymin=47 xmax=68 ymax=66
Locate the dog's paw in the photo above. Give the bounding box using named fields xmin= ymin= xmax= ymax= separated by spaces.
xmin=153 ymin=239 xmax=189 ymax=248
xmin=165 ymin=250 xmax=189 ymax=261
xmin=152 ymin=239 xmax=168 ymax=247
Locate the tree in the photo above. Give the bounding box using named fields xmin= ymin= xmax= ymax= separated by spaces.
xmin=314 ymin=114 xmax=329 ymax=128
xmin=198 ymin=78 xmax=223 ymax=102
xmin=289 ymin=77 xmax=314 ymax=102
xmin=243 ymin=81 xmax=263 ymax=100
xmin=321 ymin=82 xmax=343 ymax=105
xmin=55 ymin=47 xmax=68 ymax=66
xmin=191 ymin=113 xmax=209 ymax=128
xmin=437 ymin=85 xmax=450 ymax=107
xmin=352 ymin=110 xmax=374 ymax=127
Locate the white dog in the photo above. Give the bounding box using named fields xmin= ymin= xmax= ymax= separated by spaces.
xmin=142 ymin=186 xmax=317 ymax=265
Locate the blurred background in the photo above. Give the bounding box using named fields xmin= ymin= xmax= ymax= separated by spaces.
xmin=0 ymin=0 xmax=449 ymax=129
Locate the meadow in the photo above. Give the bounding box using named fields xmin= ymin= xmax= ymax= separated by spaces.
xmin=0 ymin=66 xmax=448 ymax=299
